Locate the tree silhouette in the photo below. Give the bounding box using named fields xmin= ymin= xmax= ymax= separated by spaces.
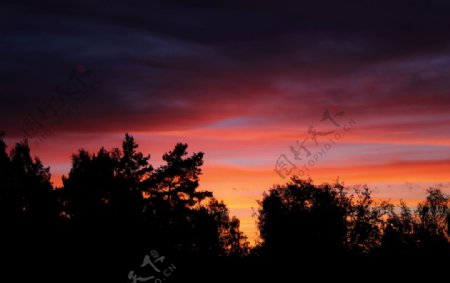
xmin=58 ymin=135 xmax=249 ymax=257
xmin=380 ymin=201 xmax=417 ymax=255
xmin=415 ymin=188 xmax=449 ymax=255
xmin=0 ymin=133 xmax=57 ymax=226
xmin=447 ymin=212 xmax=450 ymax=236
xmin=140 ymin=142 xmax=248 ymax=256
xmin=256 ymin=177 xmax=450 ymax=257
xmin=346 ymin=187 xmax=387 ymax=254
xmin=61 ymin=134 xmax=153 ymax=227
xmin=0 ymin=132 xmax=12 ymax=223
xmin=207 ymin=198 xmax=250 ymax=256
xmin=0 ymin=130 xmax=449 ymax=278
xmin=146 ymin=143 xmax=211 ymax=208
xmin=256 ymin=178 xmax=350 ymax=256
xmin=62 ymin=147 xmax=116 ymax=225
xmin=114 ymin=134 xmax=153 ymax=223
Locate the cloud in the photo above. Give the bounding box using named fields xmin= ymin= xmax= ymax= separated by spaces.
xmin=2 ymin=0 xmax=450 ymax=137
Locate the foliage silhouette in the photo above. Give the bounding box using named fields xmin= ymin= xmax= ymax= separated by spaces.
xmin=255 ymin=178 xmax=349 ymax=256
xmin=255 ymin=177 xmax=450 ymax=257
xmin=0 ymin=132 xmax=449 ymax=282
xmin=55 ymin=134 xmax=249 ymax=257
xmin=0 ymin=132 xmax=58 ymax=226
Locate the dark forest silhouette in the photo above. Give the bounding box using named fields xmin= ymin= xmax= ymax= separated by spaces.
xmin=254 ymin=178 xmax=449 ymax=257
xmin=0 ymin=131 xmax=449 ymax=281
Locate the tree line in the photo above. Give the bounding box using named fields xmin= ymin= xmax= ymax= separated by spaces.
xmin=0 ymin=132 xmax=249 ymax=258
xmin=255 ymin=178 xmax=449 ymax=257
xmin=0 ymin=131 xmax=449 ymax=261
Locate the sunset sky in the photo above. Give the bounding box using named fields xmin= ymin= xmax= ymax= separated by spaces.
xmin=1 ymin=0 xmax=450 ymax=243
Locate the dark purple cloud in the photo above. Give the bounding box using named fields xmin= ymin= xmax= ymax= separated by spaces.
xmin=1 ymin=0 xmax=450 ymax=138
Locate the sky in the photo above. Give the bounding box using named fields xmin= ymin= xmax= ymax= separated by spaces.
xmin=1 ymin=0 xmax=450 ymax=243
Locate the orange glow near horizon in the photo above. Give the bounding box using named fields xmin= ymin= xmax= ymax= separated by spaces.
xmin=6 ymin=88 xmax=447 ymax=246
xmin=47 ymin=148 xmax=450 ymax=245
